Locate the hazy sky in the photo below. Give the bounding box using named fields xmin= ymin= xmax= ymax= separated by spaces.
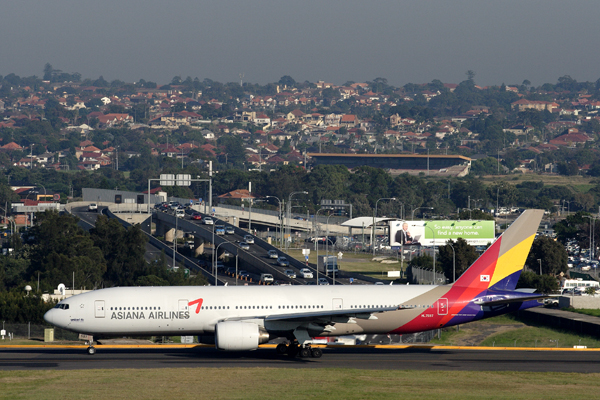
xmin=2 ymin=0 xmax=600 ymax=87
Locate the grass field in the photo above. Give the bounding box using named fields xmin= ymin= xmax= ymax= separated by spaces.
xmin=428 ymin=314 xmax=600 ymax=348
xmin=1 ymin=367 xmax=599 ymax=400
xmin=567 ymin=308 xmax=600 ymax=318
xmin=285 ymin=249 xmax=404 ymax=281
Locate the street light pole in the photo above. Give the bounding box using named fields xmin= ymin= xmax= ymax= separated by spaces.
xmin=315 ymin=208 xmax=332 ymax=284
xmin=35 ymin=183 xmax=47 ymax=201
xmin=411 ymin=206 xmax=433 ymax=220
xmin=287 ymin=191 xmax=308 ymax=250
xmin=265 ymin=195 xmax=282 ymax=249
xmin=373 ymin=197 xmax=397 ymax=257
xmin=213 ymin=241 xmax=229 ymax=286
xmin=423 ymin=223 xmax=436 ymax=275
xmin=448 ymin=241 xmax=456 ymax=283
xmin=537 ymin=258 xmax=542 ymax=275
xmin=173 ymin=213 xmax=179 ymax=269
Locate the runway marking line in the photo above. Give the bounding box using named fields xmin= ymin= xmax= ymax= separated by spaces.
xmin=1 ymin=344 xmax=599 ymax=351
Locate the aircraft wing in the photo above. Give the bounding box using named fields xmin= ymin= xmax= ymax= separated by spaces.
xmin=223 ymin=305 xmax=401 ymax=324
xmin=265 ymin=305 xmax=400 ymax=322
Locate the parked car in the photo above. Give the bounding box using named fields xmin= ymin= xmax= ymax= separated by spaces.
xmin=267 ymin=250 xmax=278 ymax=259
xmin=191 ymin=213 xmax=202 ymax=220
xmin=283 ymin=269 xmax=296 ymax=279
xmin=299 ymin=268 xmax=313 ymax=279
xmin=239 ymin=242 xmax=250 ymax=250
xmin=203 ymin=217 xmax=214 ymax=225
xmin=277 ymin=256 xmax=289 ymax=267
xmin=244 ymin=235 xmax=255 ymax=244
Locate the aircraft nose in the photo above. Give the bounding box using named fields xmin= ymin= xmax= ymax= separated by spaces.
xmin=43 ymin=309 xmax=54 ymax=325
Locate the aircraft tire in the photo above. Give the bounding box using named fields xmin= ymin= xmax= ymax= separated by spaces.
xmin=276 ymin=343 xmax=288 ymax=354
xmin=311 ymin=348 xmax=323 ymax=358
xmin=299 ymin=347 xmax=311 ymax=358
xmin=87 ymin=346 xmax=96 ymax=355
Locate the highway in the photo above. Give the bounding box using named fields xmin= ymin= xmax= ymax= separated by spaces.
xmin=70 ymin=204 xmax=372 ymax=286
xmin=2 ymin=345 xmax=600 ymax=372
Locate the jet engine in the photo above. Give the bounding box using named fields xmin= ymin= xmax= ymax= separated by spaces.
xmin=215 ymin=321 xmax=270 ymax=351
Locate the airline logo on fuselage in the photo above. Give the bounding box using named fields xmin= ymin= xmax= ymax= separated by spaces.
xmin=189 ymin=298 xmax=204 ymax=314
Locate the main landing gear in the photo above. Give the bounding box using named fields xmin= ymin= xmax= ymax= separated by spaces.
xmin=276 ymin=342 xmax=323 ymax=358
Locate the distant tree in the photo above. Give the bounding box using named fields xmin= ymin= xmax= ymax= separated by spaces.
xmin=27 ymin=211 xmax=106 ymax=291
xmin=437 ymin=238 xmax=479 ymax=282
xmin=526 ymin=236 xmax=568 ymax=276
xmin=43 ymin=63 xmax=53 ymax=81
xmin=278 ymin=75 xmax=296 ymax=87
xmin=517 ymin=270 xmax=559 ymax=293
xmin=89 ymin=216 xmax=148 ymax=286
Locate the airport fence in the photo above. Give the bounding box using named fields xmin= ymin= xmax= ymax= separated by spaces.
xmin=409 ymin=266 xmax=448 ymax=285
xmin=1 ymin=323 xmax=79 ymax=341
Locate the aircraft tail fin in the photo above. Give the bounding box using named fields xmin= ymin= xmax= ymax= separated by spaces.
xmin=452 ymin=209 xmax=543 ymax=291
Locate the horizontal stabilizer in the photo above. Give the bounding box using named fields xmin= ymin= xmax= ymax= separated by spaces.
xmin=473 ymin=294 xmax=550 ymax=306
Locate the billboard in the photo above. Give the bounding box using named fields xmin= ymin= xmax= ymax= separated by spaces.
xmin=390 ymin=220 xmax=495 ymax=247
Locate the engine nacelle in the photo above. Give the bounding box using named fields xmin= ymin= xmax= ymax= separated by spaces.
xmin=215 ymin=321 xmax=269 ymax=351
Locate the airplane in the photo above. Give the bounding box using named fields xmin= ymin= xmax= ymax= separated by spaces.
xmin=44 ymin=209 xmax=547 ymax=358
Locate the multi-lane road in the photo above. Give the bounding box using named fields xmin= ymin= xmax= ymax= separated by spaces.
xmin=70 ymin=205 xmax=350 ymax=286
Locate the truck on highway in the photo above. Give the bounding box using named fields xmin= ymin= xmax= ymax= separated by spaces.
xmin=318 ymin=255 xmax=339 ymax=276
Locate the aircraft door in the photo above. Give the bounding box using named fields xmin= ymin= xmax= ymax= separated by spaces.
xmin=95 ymin=300 xmax=105 ymax=318
xmin=179 ymin=300 xmax=189 ymax=312
xmin=438 ymin=298 xmax=448 ymax=316
xmin=332 ymin=298 xmax=343 ymax=310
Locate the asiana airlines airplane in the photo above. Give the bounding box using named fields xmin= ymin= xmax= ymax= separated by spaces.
xmin=44 ymin=209 xmax=547 ymax=358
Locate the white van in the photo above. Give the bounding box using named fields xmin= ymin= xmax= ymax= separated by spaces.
xmin=260 ymin=273 xmax=274 ymax=282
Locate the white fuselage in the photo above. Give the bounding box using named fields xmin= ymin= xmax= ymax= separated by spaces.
xmin=44 ymin=285 xmax=443 ymax=337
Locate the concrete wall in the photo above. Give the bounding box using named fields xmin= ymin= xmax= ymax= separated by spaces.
xmin=558 ymin=295 xmax=600 ymax=309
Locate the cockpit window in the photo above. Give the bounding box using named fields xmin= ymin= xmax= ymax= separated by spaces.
xmin=54 ymin=303 xmax=69 ymax=310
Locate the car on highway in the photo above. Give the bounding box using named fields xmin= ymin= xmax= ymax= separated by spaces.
xmin=169 ymin=202 xmax=180 ymax=210
xmin=225 ymin=226 xmax=235 ymax=235
xmin=238 ymin=270 xmax=250 ymax=278
xmin=277 ymin=256 xmax=289 ymax=267
xmin=191 ymin=212 xmax=202 ymax=220
xmin=267 ymin=250 xmax=278 ymax=259
xmin=203 ymin=217 xmax=214 ymax=225
xmin=175 ymin=209 xmax=185 ymax=218
xmin=243 ymin=235 xmax=255 ymax=244
xmin=299 ymin=268 xmax=313 ymax=279
xmin=318 ymin=277 xmax=329 ymax=285
xmin=88 ymin=203 xmax=98 ymax=212
xmin=260 ymin=273 xmax=274 ymax=283
xmin=283 ymin=269 xmax=296 ymax=279
xmin=239 ymin=242 xmax=250 ymax=250
xmin=215 ymin=262 xmax=225 ymax=271
xmin=215 ymin=225 xmax=225 ymax=235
